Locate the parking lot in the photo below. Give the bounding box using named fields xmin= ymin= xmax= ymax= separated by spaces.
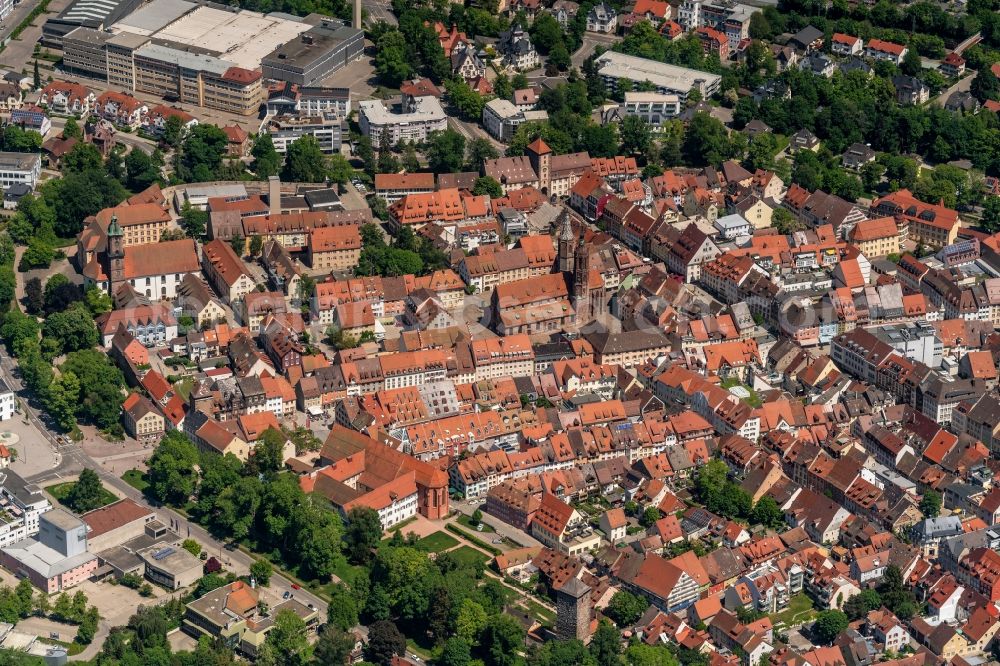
xmin=75 ymin=579 xmax=184 ymax=629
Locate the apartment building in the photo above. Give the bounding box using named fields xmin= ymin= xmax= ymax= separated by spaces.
xmin=202 ymin=239 xmax=255 ymax=304
xmin=850 ymin=217 xmax=900 ymax=258
xmin=306 ymin=224 xmax=362 ymax=272
xmin=358 ymin=96 xmax=448 ymax=144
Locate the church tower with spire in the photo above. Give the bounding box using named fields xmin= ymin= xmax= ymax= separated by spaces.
xmin=107 ymin=214 xmax=125 ymax=293
xmin=557 ymin=210 xmax=575 ymax=274
xmin=574 ymin=231 xmax=590 ymax=324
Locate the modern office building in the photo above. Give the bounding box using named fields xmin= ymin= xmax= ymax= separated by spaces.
xmin=261 ymin=18 xmax=364 ymax=86
xmin=59 ymin=0 xmax=362 ymax=115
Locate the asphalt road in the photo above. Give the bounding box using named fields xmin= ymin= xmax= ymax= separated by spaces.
xmin=0 ymin=349 xmax=330 ymax=622
xmin=571 ymin=31 xmax=620 ymax=70
xmin=49 ymin=116 xmax=157 ymax=154
xmin=362 ymin=0 xmax=396 ymax=26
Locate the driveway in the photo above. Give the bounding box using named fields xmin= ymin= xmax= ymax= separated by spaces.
xmin=451 ymin=500 xmax=542 ymax=549
xmin=571 ymin=32 xmax=619 ymax=70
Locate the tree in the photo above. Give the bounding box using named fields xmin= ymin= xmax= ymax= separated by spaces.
xmin=812 ymin=610 xmax=849 ymax=644
xmin=364 ymin=620 xmax=405 ymax=665
xmin=983 ymin=197 xmax=1000 ymax=233
xmin=125 ymin=148 xmax=162 ymax=191
xmin=548 ymin=42 xmax=572 ymax=71
xmin=900 ymin=48 xmax=923 ymax=77
xmin=375 ymin=30 xmax=413 ymax=86
xmin=683 ymin=113 xmax=735 ymax=166
xmin=328 ymin=153 xmax=354 ymax=184
xmin=427 ymin=130 xmax=466 ymax=174
xmin=439 ymin=637 xmax=473 ymax=666
xmin=861 ymin=161 xmax=886 ymax=192
xmin=180 ymin=202 xmax=209 ymax=238
xmin=24 ymin=277 xmax=43 ymax=315
xmin=147 ymin=430 xmax=200 ymax=505
xmin=45 ymin=371 xmax=80 ymax=432
xmin=472 ymin=176 xmax=503 ymax=197
xmin=259 ymin=609 xmax=310 ymax=666
xmin=250 ymin=559 xmax=273 ymax=586
xmin=620 ymin=116 xmax=652 ymax=156
xmin=283 ymin=135 xmax=328 ymax=183
xmin=249 ymin=234 xmax=264 ymax=258
xmin=62 ymin=117 xmax=82 ymax=140
xmin=440 ymin=596 xmax=481 ymax=644
xmin=179 ymin=124 xmax=229 ymax=182
xmin=446 ymin=79 xmax=487 ymax=121
xmin=466 ymin=138 xmax=499 ymax=171
xmin=162 ymin=115 xmax=184 ymax=148
xmin=919 ymin=490 xmax=942 ymax=518
xmin=345 ymin=506 xmax=383 ymax=563
xmin=18 ymin=237 xmax=53 ymax=271
xmin=971 ymin=65 xmax=1000 ymax=102
xmin=230 ymin=235 xmax=246 ymax=256
xmin=181 ymin=539 xmax=201 ymax=556
xmin=313 ymin=624 xmax=355 ymax=665
xmin=60 ymin=349 xmax=124 ymax=431
xmin=326 ymin=585 xmax=359 ymax=631
xmin=252 ymin=133 xmax=283 ymax=178
xmin=590 ymin=620 xmax=621 ymax=666
xmin=605 ymin=590 xmax=647 ymax=628
xmin=750 ymin=496 xmax=785 ymax=529
xmin=42 ymin=303 xmax=100 ymax=356
xmin=771 ymin=207 xmax=801 ymax=234
xmin=32 ymin=60 xmax=40 ymax=90
xmin=64 ymin=469 xmax=106 ymax=513
xmin=843 ymin=588 xmax=882 ymax=621
xmin=76 ymin=606 xmax=99 ymax=645
xmin=625 ymin=644 xmax=680 ymax=666
xmin=480 ymin=614 xmax=524 ymax=666
xmin=1 ymin=309 xmax=39 ymax=353
xmin=640 ymin=506 xmax=661 ymax=528
xmin=376 ymin=132 xmax=399 ymax=175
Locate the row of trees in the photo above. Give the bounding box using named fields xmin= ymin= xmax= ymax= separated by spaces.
xmin=146 ymin=430 xmax=344 ymax=580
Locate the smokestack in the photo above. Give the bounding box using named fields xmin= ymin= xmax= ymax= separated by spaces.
xmin=268 ymin=175 xmax=281 ymax=216
xmin=353 ymin=0 xmax=361 ymax=31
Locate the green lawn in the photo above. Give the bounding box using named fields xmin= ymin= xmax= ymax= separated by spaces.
xmin=457 ymin=513 xmax=495 ymax=533
xmin=46 ymin=481 xmax=117 ymax=509
xmin=122 ymin=469 xmax=149 ymax=493
xmin=329 ymin=557 xmax=365 ymax=585
xmin=771 ymin=593 xmax=816 ymax=627
xmin=418 ymin=531 xmax=460 ymax=552
xmin=720 ymin=377 xmax=763 ymax=408
xmin=172 ymin=377 xmax=195 ymax=400
xmin=406 ymin=639 xmax=432 ymax=659
xmin=518 ymin=599 xmax=556 ymax=626
xmin=449 ymin=545 xmax=489 ymax=568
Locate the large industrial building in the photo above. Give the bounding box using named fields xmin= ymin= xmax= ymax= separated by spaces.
xmin=58 ymin=0 xmax=363 ymax=115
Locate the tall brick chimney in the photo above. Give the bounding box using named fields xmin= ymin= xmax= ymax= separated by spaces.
xmin=268 ymin=175 xmax=281 ymax=216
xmin=353 ymin=0 xmax=362 ymax=31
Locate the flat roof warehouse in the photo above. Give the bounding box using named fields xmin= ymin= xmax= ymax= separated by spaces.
xmin=53 ymin=0 xmax=364 ymax=88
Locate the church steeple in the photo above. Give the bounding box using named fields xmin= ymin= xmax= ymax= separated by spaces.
xmin=557 ymin=210 xmax=575 ymax=274
xmin=574 ymin=230 xmax=590 ymax=324
xmin=107 ymin=214 xmax=125 ymax=291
